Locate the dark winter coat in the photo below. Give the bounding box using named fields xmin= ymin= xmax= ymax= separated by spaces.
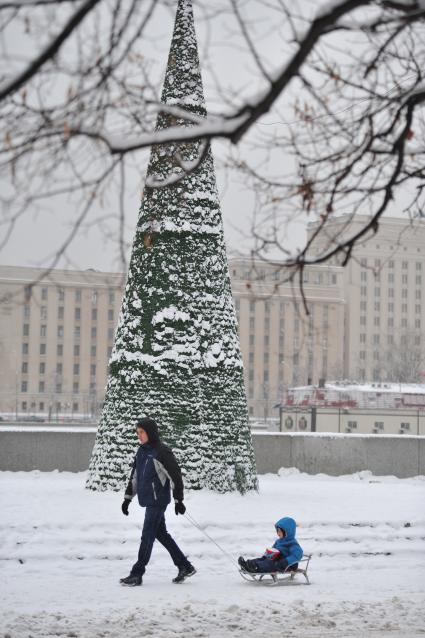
xmin=272 ymin=517 xmax=303 ymax=566
xmin=124 ymin=442 xmax=184 ymax=509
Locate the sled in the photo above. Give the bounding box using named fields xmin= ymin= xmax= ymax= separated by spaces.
xmin=239 ymin=554 xmax=312 ymax=586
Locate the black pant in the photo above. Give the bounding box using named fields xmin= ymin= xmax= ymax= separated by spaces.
xmin=130 ymin=505 xmax=189 ymax=577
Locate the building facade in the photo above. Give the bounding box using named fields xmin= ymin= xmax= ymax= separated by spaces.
xmin=0 ymin=266 xmax=124 ymax=420
xmin=307 ymin=215 xmax=425 ymax=381
xmin=1 ymin=214 xmax=423 ymax=421
xmin=229 ymin=258 xmax=346 ymax=418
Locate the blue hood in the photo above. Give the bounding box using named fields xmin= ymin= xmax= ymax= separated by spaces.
xmin=275 ymin=516 xmax=297 ymax=540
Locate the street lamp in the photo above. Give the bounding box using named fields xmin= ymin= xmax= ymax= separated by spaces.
xmin=278 ymin=358 xmax=291 ymax=432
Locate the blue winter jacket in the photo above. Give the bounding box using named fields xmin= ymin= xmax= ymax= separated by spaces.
xmin=124 ymin=442 xmax=184 ymax=509
xmin=272 ymin=517 xmax=303 ymax=565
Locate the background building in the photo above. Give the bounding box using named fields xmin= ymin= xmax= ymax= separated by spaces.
xmin=229 ymin=258 xmax=346 ymax=418
xmin=1 ymin=215 xmax=424 ymax=422
xmin=0 ymin=266 xmax=124 ymax=420
xmin=307 ymin=215 xmax=425 ymax=382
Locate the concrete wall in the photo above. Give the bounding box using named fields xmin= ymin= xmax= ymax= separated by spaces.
xmin=0 ymin=429 xmax=424 ymax=478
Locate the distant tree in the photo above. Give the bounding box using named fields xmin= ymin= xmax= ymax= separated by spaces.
xmin=381 ymin=331 xmax=425 ymax=383
xmin=1 ymin=1 xmax=424 ymax=284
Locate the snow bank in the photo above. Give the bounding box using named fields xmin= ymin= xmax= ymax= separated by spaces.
xmin=0 ymin=469 xmax=424 ymax=637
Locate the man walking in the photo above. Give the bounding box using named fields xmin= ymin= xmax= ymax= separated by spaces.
xmin=120 ymin=417 xmax=196 ymax=586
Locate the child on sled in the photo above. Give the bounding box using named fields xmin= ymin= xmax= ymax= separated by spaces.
xmin=238 ymin=516 xmax=303 ymax=574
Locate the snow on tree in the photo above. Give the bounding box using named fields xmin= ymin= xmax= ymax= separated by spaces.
xmin=86 ymin=0 xmax=257 ymax=494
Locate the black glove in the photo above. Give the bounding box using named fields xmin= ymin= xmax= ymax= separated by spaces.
xmin=175 ymin=501 xmax=186 ymax=515
xmin=121 ymin=500 xmax=130 ymax=516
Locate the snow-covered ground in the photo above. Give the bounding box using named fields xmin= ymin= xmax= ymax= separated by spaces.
xmin=1 ymin=468 xmax=424 ymax=638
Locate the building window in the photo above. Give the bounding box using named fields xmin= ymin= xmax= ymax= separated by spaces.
xmin=249 ymin=318 xmax=255 ymax=331
xmin=91 ymin=290 xmax=98 ymax=305
xmin=108 ymin=290 xmax=115 ymax=304
xmin=360 ymin=301 xmax=367 ymax=311
xmin=249 ymin=352 xmax=254 ymax=364
xmin=388 ymin=260 xmax=394 ymax=269
xmin=23 ymin=305 xmax=30 ymax=318
xmin=23 ymin=323 xmax=30 ymax=336
xmin=402 ymin=303 xmax=407 ymax=313
xmin=359 ymin=351 xmax=366 ymax=360
xmin=91 ymin=327 xmax=97 ymax=339
xmin=402 ymin=274 xmax=408 ymax=285
xmin=374 ymin=287 xmax=380 ymax=297
xmin=374 ymin=421 xmax=384 ymax=431
xmin=388 ymin=273 xmax=394 ymax=283
xmin=387 ymin=334 xmax=394 ymax=344
xmin=39 ymin=362 xmax=45 ymax=374
xmin=249 ymin=334 xmax=254 ymax=346
xmin=374 ymin=316 xmax=380 ymax=326
xmin=40 ymin=306 xmax=47 ymax=320
xmin=58 ymin=306 xmax=64 ymax=320
xmin=361 ymin=286 xmax=367 ymax=296
xmin=56 ymin=383 xmax=62 ymax=393
xmin=75 ymin=289 xmax=81 ymax=302
xmin=415 ymin=319 xmax=421 ymax=329
xmin=348 ymin=420 xmax=357 ymax=429
xmin=264 ymin=301 xmax=270 ymax=314
xmin=90 ymin=364 xmax=96 ymax=376
xmin=74 ymin=326 xmax=80 ymax=339
xmin=40 ymin=343 xmax=46 ymax=355
xmin=416 ymin=304 xmax=421 ymax=314
xmin=40 ymin=324 xmax=47 ymax=337
xmin=373 ymin=334 xmax=380 ymax=345
xmin=361 ymin=272 xmax=367 ymax=282
xmin=41 ymin=287 xmax=48 ymax=300
xmin=402 ymin=289 xmax=408 ymax=299
xmin=22 ymin=401 xmax=27 ymax=411
xmin=107 ymin=346 xmax=112 ymax=358
xmin=21 ymin=381 xmax=27 ymax=392
xmin=39 ymin=381 xmax=45 ymax=393
xmin=249 ymin=369 xmax=254 ymax=381
xmin=360 ymin=333 xmax=366 ymax=343
xmin=73 ymin=344 xmax=80 ymax=357
xmin=416 ymin=290 xmax=421 ymax=299
xmin=387 ymin=317 xmax=394 ymax=328
xmin=73 ymin=363 xmax=80 ymax=375
xmin=249 ymin=301 xmax=255 ymax=314
xmin=57 ymin=344 xmax=63 ymax=357
xmin=92 ymin=308 xmax=97 ymax=321
xmin=58 ymin=288 xmax=65 ymax=301
xmin=91 ymin=345 xmax=96 ymax=357
xmin=56 ymin=363 xmax=62 ymax=375
xmin=388 ymin=288 xmax=394 ymax=298
xmin=75 ymin=307 xmax=81 ymax=320
xmin=22 ymin=342 xmax=29 ymax=355
xmin=414 ymin=335 xmax=421 ymax=345
xmin=360 ymin=258 xmax=367 ymax=267
xmin=402 ymin=261 xmax=408 ymax=270
xmin=73 ymin=382 xmax=79 ymax=393
xmin=22 ymin=361 xmax=28 ymax=373
xmin=360 ymin=316 xmax=366 ymax=325
xmin=388 ymin=303 xmax=394 ymax=313
xmin=401 ymin=318 xmax=408 ymax=328
xmin=108 ymin=309 xmax=114 ymax=321
xmin=400 ymin=422 xmax=410 ymax=432
xmin=263 ymin=370 xmax=269 ymax=382
xmin=374 ymin=302 xmax=380 ymax=312
xmin=107 ymin=327 xmax=114 ymax=341
xmin=39 ymin=402 xmax=44 ymax=411
xmin=263 ymin=352 xmax=269 ymax=364
xmin=57 ymin=326 xmax=64 ymax=338
xmin=73 ymin=402 xmax=79 ymax=412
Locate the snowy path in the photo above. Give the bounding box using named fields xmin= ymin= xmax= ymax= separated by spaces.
xmin=1 ymin=469 xmax=424 ymax=637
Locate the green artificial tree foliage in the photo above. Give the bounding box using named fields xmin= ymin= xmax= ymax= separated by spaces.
xmin=87 ymin=0 xmax=257 ymax=493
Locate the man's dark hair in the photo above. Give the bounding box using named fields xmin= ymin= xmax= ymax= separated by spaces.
xmin=136 ymin=417 xmax=160 ymax=445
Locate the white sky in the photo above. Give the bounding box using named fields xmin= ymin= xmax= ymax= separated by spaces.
xmin=0 ymin=0 xmax=408 ymax=273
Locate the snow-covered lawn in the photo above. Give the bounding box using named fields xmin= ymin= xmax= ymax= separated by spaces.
xmin=1 ymin=468 xmax=424 ymax=638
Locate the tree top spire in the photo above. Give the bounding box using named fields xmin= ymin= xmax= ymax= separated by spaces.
xmin=160 ymin=0 xmax=206 ymax=119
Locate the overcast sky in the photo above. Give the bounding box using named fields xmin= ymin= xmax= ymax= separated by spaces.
xmin=0 ymin=0 xmax=407 ymax=274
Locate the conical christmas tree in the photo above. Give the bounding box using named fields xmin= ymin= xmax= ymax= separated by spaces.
xmin=86 ymin=0 xmax=257 ymax=493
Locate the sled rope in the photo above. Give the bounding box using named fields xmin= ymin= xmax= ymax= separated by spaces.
xmin=184 ymin=511 xmax=240 ymax=569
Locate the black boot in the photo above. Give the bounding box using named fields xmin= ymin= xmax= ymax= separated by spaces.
xmin=245 ymin=560 xmax=259 ymax=573
xmin=238 ymin=556 xmax=248 ymax=571
xmin=120 ymin=574 xmax=142 ymax=586
xmin=172 ymin=563 xmax=196 ymax=583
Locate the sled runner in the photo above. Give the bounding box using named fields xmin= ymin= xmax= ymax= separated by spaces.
xmin=239 ymin=554 xmax=311 ymax=586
